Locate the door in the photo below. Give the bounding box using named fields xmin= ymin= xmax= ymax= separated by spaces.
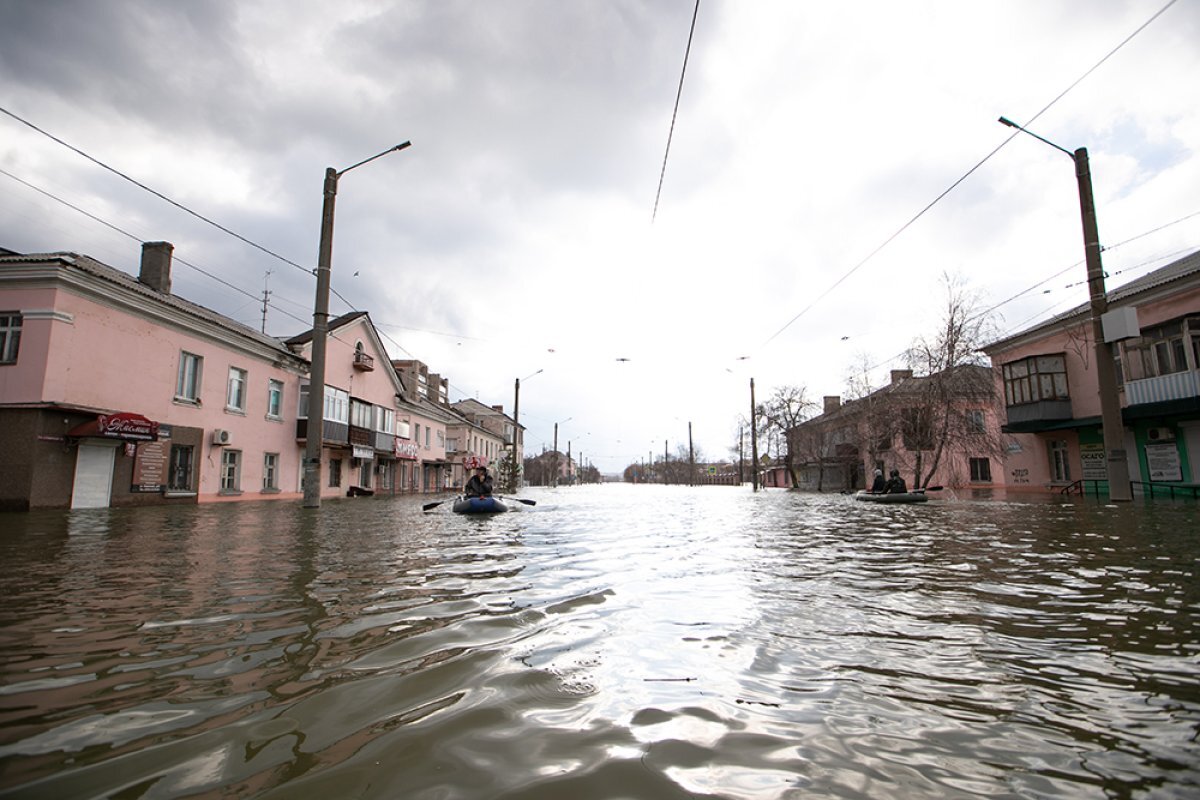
xmin=72 ymin=443 xmax=118 ymax=509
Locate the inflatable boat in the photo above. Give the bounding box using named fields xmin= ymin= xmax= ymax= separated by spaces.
xmin=452 ymin=495 xmax=510 ymax=514
xmin=854 ymin=490 xmax=929 ymax=504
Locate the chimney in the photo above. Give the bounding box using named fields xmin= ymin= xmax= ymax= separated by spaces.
xmin=890 ymin=369 xmax=913 ymax=384
xmin=139 ymin=241 xmax=173 ymax=293
xmin=823 ymin=396 xmax=841 ymax=414
xmin=491 ymin=405 xmax=504 ymax=413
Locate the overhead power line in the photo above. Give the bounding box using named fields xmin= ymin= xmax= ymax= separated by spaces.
xmin=0 ymin=104 xmax=314 ymax=279
xmin=759 ymin=0 xmax=1179 ymax=349
xmin=652 ymin=0 xmax=701 ymax=223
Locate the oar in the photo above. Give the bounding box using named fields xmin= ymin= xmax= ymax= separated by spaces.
xmin=913 ymin=485 xmax=944 ymax=494
xmin=504 ymin=497 xmax=537 ymax=506
xmin=422 ymin=498 xmax=453 ymax=512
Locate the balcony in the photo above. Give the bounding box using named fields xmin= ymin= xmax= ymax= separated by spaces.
xmin=353 ymin=351 xmax=375 ymax=371
xmin=1125 ymin=369 xmax=1200 ymax=407
xmin=1001 ymin=399 xmax=1074 ymax=433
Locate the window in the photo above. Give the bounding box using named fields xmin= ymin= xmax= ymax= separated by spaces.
xmin=901 ymin=408 xmax=933 ymax=450
xmin=965 ymin=409 xmax=986 ymax=434
xmin=324 ymin=386 xmax=349 ymax=424
xmin=1049 ymin=440 xmax=1071 ymax=483
xmin=437 ymin=430 xmax=445 ymax=448
xmin=969 ymin=457 xmax=992 ymax=482
xmin=446 ymin=437 xmax=459 ymax=452
xmin=414 ymin=423 xmax=421 ymax=445
xmin=1124 ymin=318 xmax=1198 ymax=379
xmin=176 ymin=351 xmax=203 ymax=402
xmin=262 ymin=453 xmax=279 ymax=491
xmin=375 ymin=406 xmax=395 ymax=434
xmin=1002 ymin=354 xmax=1068 ymax=406
xmin=328 ymin=458 xmax=343 ymax=488
xmin=227 ymin=367 xmax=247 ymax=412
xmin=267 ymin=380 xmax=284 ymax=419
xmin=351 ymin=399 xmax=373 ymax=428
xmin=425 ymin=427 xmax=431 ymax=448
xmin=168 ymin=445 xmax=194 ymax=491
xmin=0 ymin=312 xmax=21 ymax=363
xmin=220 ymin=449 xmax=241 ymax=492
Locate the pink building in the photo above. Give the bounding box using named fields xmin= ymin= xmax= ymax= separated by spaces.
xmin=0 ymin=242 xmax=458 ymax=509
xmin=983 ymin=249 xmax=1200 ymax=495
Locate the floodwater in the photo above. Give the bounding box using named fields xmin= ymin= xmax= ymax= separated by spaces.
xmin=1 ymin=485 xmax=1197 ymax=799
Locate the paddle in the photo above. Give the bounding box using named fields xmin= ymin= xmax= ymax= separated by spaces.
xmin=422 ymin=498 xmax=453 ymax=512
xmin=913 ymin=485 xmax=944 ymax=494
xmin=507 ymin=497 xmax=537 ymax=507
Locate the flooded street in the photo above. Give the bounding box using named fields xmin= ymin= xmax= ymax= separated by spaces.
xmin=1 ymin=485 xmax=1198 ymax=799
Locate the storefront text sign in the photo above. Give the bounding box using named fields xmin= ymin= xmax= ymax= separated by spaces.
xmin=1145 ymin=443 xmax=1182 ymax=482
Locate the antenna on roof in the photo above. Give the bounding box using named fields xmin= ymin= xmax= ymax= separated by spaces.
xmin=260 ymin=271 xmax=273 ymax=333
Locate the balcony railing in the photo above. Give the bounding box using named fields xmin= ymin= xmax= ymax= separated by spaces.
xmin=1125 ymin=369 xmax=1200 ymax=406
xmin=353 ymin=351 xmax=375 ymax=371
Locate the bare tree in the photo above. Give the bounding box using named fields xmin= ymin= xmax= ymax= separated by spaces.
xmin=757 ymin=385 xmax=817 ymax=488
xmin=899 ymin=273 xmax=1003 ymax=488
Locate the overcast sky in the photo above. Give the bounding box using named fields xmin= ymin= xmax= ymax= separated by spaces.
xmin=2 ymin=0 xmax=1198 ymax=473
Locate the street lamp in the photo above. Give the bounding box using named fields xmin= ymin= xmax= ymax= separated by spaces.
xmin=510 ymin=369 xmax=543 ymax=492
xmin=552 ymin=417 xmax=572 ymax=488
xmin=998 ymin=117 xmax=1131 ymax=501
xmin=303 ymin=142 xmax=412 ymax=509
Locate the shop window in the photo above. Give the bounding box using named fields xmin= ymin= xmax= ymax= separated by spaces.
xmin=220 ymin=449 xmax=242 ymax=492
xmin=176 ymin=351 xmax=203 ymax=403
xmin=168 ymin=445 xmax=194 ymax=491
xmin=969 ymin=457 xmax=992 ymax=482
xmin=0 ymin=312 xmax=21 ymax=363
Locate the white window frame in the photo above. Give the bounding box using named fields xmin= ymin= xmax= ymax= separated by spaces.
xmin=263 ymin=452 xmax=279 ymax=491
xmin=227 ymin=367 xmax=248 ymax=412
xmin=220 ymin=449 xmax=242 ymax=492
xmin=267 ymin=379 xmax=284 ymax=419
xmin=176 ymin=351 xmax=203 ymax=402
xmin=0 ymin=312 xmax=21 ymax=363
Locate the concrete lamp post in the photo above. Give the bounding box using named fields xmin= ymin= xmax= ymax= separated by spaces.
xmin=303 ymin=141 xmax=412 ymax=509
xmin=998 ymin=117 xmax=1131 ymax=501
xmin=552 ymin=417 xmax=572 ymax=488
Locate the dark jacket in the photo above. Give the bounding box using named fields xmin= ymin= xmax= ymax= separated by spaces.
xmin=883 ymin=475 xmax=908 ymax=494
xmin=465 ymin=473 xmax=493 ymax=497
xmin=870 ymin=474 xmax=886 ymax=493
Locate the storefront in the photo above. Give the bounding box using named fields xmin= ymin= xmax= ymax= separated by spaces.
xmin=63 ymin=411 xmax=184 ymax=509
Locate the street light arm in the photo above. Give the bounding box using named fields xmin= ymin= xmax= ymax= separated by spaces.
xmin=338 ymin=141 xmax=413 ymax=177
xmin=997 ymin=117 xmax=1073 ymax=158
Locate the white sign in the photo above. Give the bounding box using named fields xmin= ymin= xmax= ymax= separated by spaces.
xmin=1145 ymin=442 xmax=1182 ymax=482
xmin=1079 ymin=443 xmax=1106 ymax=481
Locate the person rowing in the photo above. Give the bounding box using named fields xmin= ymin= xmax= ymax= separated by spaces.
xmin=464 ymin=466 xmax=493 ymax=498
xmin=883 ymin=469 xmax=908 ymax=494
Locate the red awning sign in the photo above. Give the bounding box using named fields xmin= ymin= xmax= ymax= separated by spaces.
xmin=68 ymin=412 xmax=159 ymax=442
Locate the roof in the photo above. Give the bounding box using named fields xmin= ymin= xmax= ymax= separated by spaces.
xmin=794 ymin=364 xmax=994 ymax=430
xmin=284 ymin=310 xmax=369 ymax=346
xmin=0 ymin=250 xmax=302 ymax=359
xmin=983 ymin=248 xmax=1200 ymax=352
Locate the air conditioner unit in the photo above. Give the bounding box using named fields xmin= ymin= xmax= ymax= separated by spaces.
xmin=1146 ymin=427 xmax=1175 ymax=442
xmin=211 ymin=429 xmax=233 ymax=446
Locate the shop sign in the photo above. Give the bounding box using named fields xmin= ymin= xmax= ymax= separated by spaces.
xmin=1079 ymin=443 xmax=1106 ymax=481
xmin=463 ymin=454 xmax=489 ymax=469
xmin=1145 ymin=442 xmax=1182 ymax=482
xmin=395 ymin=440 xmax=420 ymax=460
xmin=353 ymin=445 xmax=374 ymax=460
xmin=69 ymin=412 xmax=159 ymax=441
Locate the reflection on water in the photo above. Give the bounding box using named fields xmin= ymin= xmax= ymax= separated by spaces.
xmin=1 ymin=486 xmax=1198 ymax=798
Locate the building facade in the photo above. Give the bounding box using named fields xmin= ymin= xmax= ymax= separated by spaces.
xmin=982 ymin=249 xmax=1200 ymax=494
xmin=0 ymin=243 xmax=473 ymax=510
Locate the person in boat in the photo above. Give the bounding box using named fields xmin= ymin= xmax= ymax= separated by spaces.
xmin=870 ymin=469 xmax=886 ymax=493
xmin=883 ymin=469 xmax=908 ymax=494
xmin=464 ymin=466 xmax=494 ymax=498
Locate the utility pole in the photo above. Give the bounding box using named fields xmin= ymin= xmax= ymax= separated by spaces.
xmin=688 ymin=421 xmax=694 ymax=487
xmin=664 ymin=440 xmax=669 ymax=484
xmin=738 ymin=425 xmax=745 ymax=485
xmin=998 ymin=118 xmax=1131 ymax=502
xmin=1075 ymin=146 xmax=1132 ymax=501
xmin=303 ymin=142 xmax=410 ymax=509
xmin=750 ymin=378 xmax=759 ymax=492
xmin=260 ymin=270 xmax=272 ymax=333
